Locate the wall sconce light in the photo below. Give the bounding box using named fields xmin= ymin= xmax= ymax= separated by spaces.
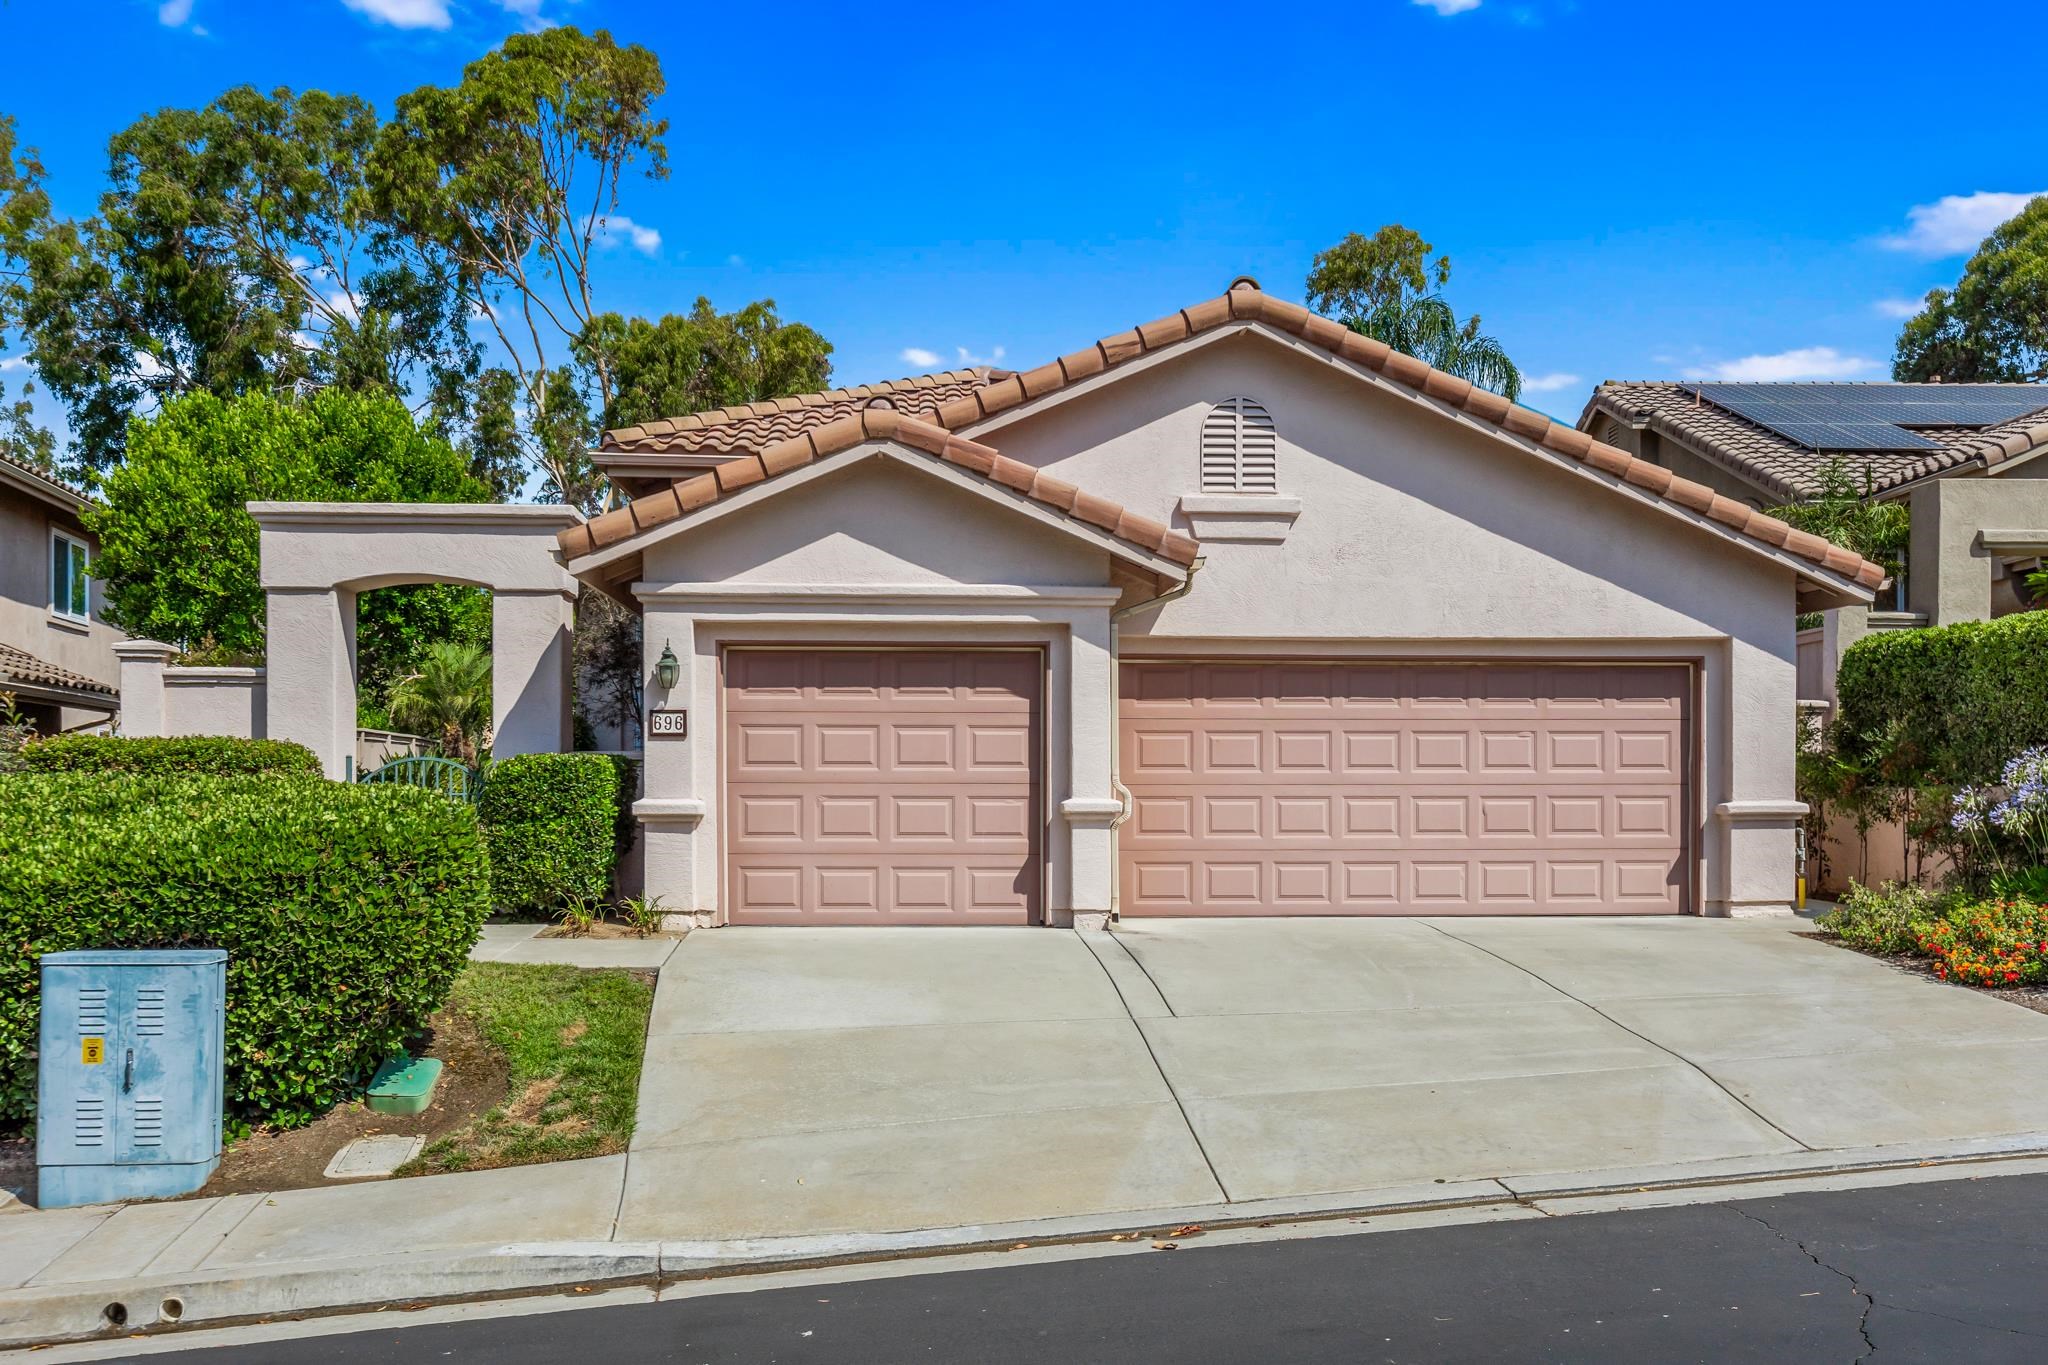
xmin=655 ymin=641 xmax=681 ymax=691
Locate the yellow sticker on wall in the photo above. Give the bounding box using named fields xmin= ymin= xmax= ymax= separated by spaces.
xmin=81 ymin=1038 xmax=104 ymax=1065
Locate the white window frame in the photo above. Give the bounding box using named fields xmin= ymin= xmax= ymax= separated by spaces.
xmin=1200 ymin=395 xmax=1279 ymax=494
xmin=50 ymin=529 xmax=90 ymax=622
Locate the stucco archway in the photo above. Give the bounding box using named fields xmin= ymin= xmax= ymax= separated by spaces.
xmin=249 ymin=503 xmax=584 ymax=778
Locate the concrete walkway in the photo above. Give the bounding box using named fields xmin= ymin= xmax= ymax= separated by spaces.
xmin=468 ymin=922 xmax=681 ymax=969
xmin=8 ymin=915 xmax=2048 ymax=1346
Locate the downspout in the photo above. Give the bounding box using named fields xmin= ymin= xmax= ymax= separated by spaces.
xmin=1103 ymin=557 xmax=1204 ymax=920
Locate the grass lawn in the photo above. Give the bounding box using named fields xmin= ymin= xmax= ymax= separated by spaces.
xmin=403 ymin=962 xmax=654 ymax=1175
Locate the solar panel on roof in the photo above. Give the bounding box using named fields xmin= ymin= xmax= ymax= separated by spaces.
xmin=1690 ymin=383 xmax=2048 ymax=451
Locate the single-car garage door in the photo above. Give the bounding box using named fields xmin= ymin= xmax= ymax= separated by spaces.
xmin=724 ymin=648 xmax=1042 ymax=924
xmin=1118 ymin=661 xmax=1691 ymax=916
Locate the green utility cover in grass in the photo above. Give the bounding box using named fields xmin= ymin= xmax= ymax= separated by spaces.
xmin=365 ymin=1055 xmax=443 ymax=1116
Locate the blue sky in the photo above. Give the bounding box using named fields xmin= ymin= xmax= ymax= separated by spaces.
xmin=4 ymin=0 xmax=2045 ymax=451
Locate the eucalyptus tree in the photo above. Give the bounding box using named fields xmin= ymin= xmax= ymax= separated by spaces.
xmin=0 ymin=91 xmax=481 ymax=476
xmin=370 ymin=26 xmax=669 ymax=508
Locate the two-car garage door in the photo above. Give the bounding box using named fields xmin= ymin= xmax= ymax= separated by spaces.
xmin=1118 ymin=660 xmax=1692 ymax=916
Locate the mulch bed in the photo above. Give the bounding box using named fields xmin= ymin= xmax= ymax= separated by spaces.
xmin=1801 ymin=930 xmax=2048 ymax=1017
xmin=189 ymin=1007 xmax=511 ymax=1197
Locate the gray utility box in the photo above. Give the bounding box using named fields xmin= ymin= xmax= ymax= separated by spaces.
xmin=38 ymin=949 xmax=227 ymax=1209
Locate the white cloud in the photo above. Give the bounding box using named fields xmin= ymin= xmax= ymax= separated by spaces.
xmin=1873 ymin=296 xmax=1924 ymax=319
xmin=588 ymin=214 xmax=661 ymax=255
xmin=1881 ymin=191 xmax=2047 ymax=257
xmin=325 ymin=288 xmax=364 ymax=322
xmin=1414 ymin=0 xmax=1481 ymax=12
xmin=157 ymin=0 xmax=193 ymax=25
xmin=726 ymin=254 xmax=745 ymax=267
xmin=955 ymin=345 xmax=1006 ymax=368
xmin=1681 ymin=347 xmax=1879 ymax=383
xmin=129 ymin=350 xmax=169 ymax=382
xmin=339 ymin=0 xmax=451 ymax=30
xmin=0 ymin=356 xmax=28 ymax=374
xmin=1520 ymin=372 xmax=1581 ymax=394
xmin=899 ymin=347 xmax=942 ymax=369
xmin=495 ymin=0 xmax=551 ymax=28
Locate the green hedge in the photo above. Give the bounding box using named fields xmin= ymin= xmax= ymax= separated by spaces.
xmin=1834 ymin=612 xmax=2048 ymax=786
xmin=0 ymin=772 xmax=489 ymax=1129
xmin=479 ymin=754 xmax=631 ymax=913
xmin=20 ymin=734 xmax=322 ymax=777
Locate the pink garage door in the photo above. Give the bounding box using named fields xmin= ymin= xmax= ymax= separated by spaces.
xmin=724 ymin=649 xmax=1042 ymax=925
xmin=1119 ymin=661 xmax=1692 ymax=916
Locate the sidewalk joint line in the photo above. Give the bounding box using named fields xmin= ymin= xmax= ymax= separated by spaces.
xmin=1419 ymin=921 xmax=1815 ymax=1154
xmin=175 ymin=1194 xmax=269 ymax=1274
xmin=1072 ymin=930 xmax=1230 ymax=1204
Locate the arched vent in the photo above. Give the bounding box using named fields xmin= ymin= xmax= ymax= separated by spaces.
xmin=1200 ymin=396 xmax=1278 ymax=493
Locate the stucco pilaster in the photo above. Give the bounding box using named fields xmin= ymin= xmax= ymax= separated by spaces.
xmin=634 ymin=601 xmax=708 ymax=925
xmin=1705 ymin=633 xmax=1802 ymax=916
xmin=113 ymin=639 xmax=176 ymax=737
xmin=264 ymin=587 xmax=356 ymax=778
xmin=491 ymin=589 xmax=576 ymax=759
xmin=1059 ymin=609 xmax=1117 ymax=923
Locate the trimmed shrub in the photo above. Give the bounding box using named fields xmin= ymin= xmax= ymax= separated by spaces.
xmin=479 ymin=753 xmax=624 ymax=913
xmin=1816 ymin=881 xmax=1947 ymax=955
xmin=1834 ymin=612 xmax=2048 ymax=787
xmin=21 ymin=734 xmax=322 ymax=778
xmin=0 ymin=772 xmax=489 ymax=1129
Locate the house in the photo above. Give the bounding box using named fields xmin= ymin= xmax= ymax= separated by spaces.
xmin=550 ymin=280 xmax=1881 ymax=925
xmin=1580 ymin=380 xmax=2048 ymax=625
xmin=0 ymin=451 xmax=119 ymax=733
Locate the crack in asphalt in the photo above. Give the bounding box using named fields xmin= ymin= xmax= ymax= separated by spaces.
xmin=1727 ymin=1203 xmax=2048 ymax=1360
xmin=1727 ymin=1205 xmax=1878 ymax=1361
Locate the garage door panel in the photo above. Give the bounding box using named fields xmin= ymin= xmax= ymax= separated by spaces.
xmin=1119 ymin=662 xmax=1690 ymax=916
xmin=726 ymin=650 xmax=1041 ymax=925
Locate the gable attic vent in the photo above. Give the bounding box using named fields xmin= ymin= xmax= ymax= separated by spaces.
xmin=1201 ymin=396 xmax=1278 ymax=493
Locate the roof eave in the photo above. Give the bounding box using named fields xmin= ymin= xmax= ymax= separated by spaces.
xmin=562 ymin=439 xmax=1195 ymax=588
xmin=957 ymin=317 xmax=1881 ymax=596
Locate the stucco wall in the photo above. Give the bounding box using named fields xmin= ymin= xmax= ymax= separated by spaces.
xmin=1907 ymin=478 xmax=2048 ymax=626
xmin=0 ymin=482 xmax=121 ymax=705
xmin=963 ymin=330 xmax=1809 ymax=914
xmin=641 ymin=457 xmax=1115 ymax=588
xmin=162 ymin=667 xmax=265 ymax=739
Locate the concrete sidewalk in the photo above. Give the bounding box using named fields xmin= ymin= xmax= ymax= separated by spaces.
xmin=8 ymin=915 xmax=2048 ymax=1347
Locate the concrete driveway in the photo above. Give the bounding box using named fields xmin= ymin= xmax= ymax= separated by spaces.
xmin=618 ymin=917 xmax=2048 ymax=1242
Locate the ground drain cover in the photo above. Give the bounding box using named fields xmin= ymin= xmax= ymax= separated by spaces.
xmin=323 ymin=1134 xmax=424 ymax=1180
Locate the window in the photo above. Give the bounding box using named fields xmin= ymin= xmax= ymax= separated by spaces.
xmin=1200 ymin=396 xmax=1278 ymax=493
xmin=51 ymin=532 xmax=89 ymax=621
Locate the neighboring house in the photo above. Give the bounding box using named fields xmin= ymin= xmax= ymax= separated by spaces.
xmin=0 ymin=451 xmax=119 ymax=733
xmin=551 ymin=280 xmax=1881 ymax=925
xmin=1580 ymin=380 xmax=2048 ymax=621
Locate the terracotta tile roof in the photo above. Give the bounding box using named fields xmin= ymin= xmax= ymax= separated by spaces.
xmin=0 ymin=448 xmax=92 ymax=511
xmin=1583 ymin=381 xmax=2048 ymax=499
xmin=559 ymin=408 xmax=1199 ymax=570
xmin=918 ymin=286 xmax=1884 ymax=593
xmin=0 ymin=642 xmax=115 ymax=698
xmin=579 ymin=285 xmax=1884 ymax=594
xmin=599 ymin=369 xmax=1000 ymax=456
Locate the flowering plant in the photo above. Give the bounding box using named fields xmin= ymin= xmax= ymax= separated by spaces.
xmin=1950 ymin=747 xmax=2048 ymax=877
xmin=1916 ymin=898 xmax=2048 ymax=988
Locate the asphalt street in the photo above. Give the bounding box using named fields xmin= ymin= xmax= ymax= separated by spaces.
xmin=132 ymin=1170 xmax=2048 ymax=1364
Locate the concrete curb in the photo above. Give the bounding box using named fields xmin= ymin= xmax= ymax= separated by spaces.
xmin=10 ymin=1135 xmax=2048 ymax=1349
